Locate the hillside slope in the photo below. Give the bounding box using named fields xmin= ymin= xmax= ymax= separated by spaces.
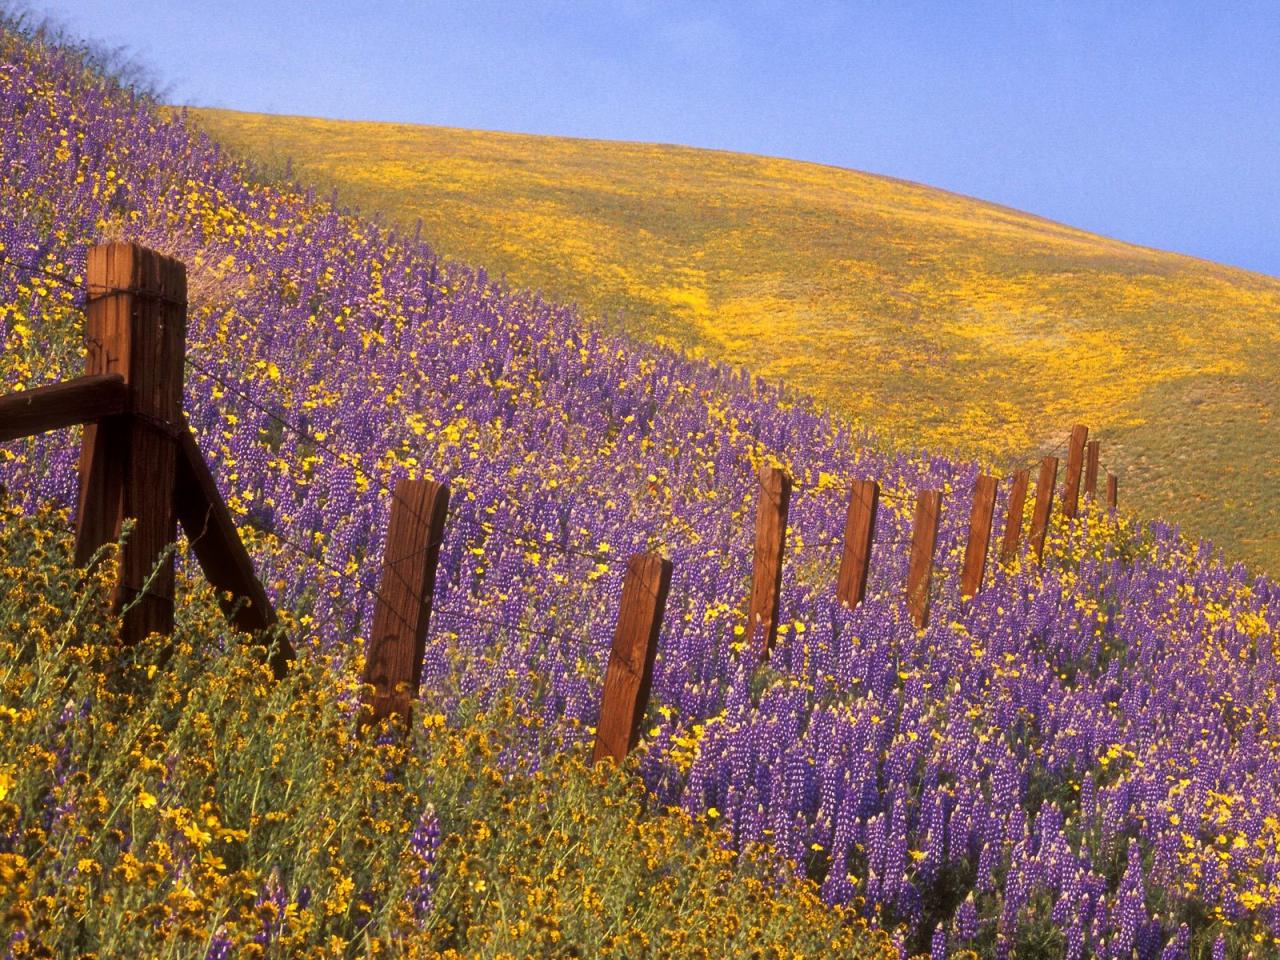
xmin=189 ymin=108 xmax=1280 ymax=574
xmin=7 ymin=26 xmax=1280 ymax=957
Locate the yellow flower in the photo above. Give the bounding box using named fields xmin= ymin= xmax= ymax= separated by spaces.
xmin=137 ymin=790 xmax=157 ymax=809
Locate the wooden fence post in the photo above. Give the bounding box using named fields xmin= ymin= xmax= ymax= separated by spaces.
xmin=961 ymin=475 xmax=997 ymax=598
xmin=906 ymin=490 xmax=941 ymax=629
xmin=1084 ymin=439 xmax=1100 ymax=501
xmin=362 ymin=478 xmax=451 ymax=724
xmin=75 ymin=243 xmax=186 ymax=646
xmin=747 ymin=465 xmax=791 ymax=655
xmin=174 ymin=427 xmax=292 ymax=677
xmin=1029 ymin=456 xmax=1059 ymax=564
xmin=1000 ymin=468 xmax=1029 ymax=564
xmin=1061 ymin=424 xmax=1088 ymax=519
xmin=837 ymin=478 xmax=878 ymax=608
xmin=1106 ymin=473 xmax=1118 ymax=511
xmin=594 ymin=552 xmax=672 ymax=764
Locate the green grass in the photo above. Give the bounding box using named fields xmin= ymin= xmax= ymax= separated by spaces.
xmin=187 ymin=107 xmax=1280 ymax=575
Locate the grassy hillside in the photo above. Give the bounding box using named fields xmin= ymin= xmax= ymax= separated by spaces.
xmin=9 ymin=21 xmax=1280 ymax=958
xmin=189 ymin=108 xmax=1280 ymax=574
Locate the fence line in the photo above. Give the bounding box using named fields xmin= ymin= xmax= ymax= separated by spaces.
xmin=0 ymin=243 xmax=1122 ymax=763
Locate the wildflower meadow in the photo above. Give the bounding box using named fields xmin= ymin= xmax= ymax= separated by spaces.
xmin=1 ymin=17 xmax=1278 ymax=960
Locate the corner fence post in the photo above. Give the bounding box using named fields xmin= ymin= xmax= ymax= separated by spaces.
xmin=906 ymin=490 xmax=941 ymax=629
xmin=747 ymin=465 xmax=791 ymax=656
xmin=961 ymin=474 xmax=997 ymax=598
xmin=594 ymin=552 xmax=672 ymax=764
xmin=1029 ymin=455 xmax=1059 ymax=564
xmin=363 ymin=478 xmax=451 ymax=725
xmin=837 ymin=478 xmax=878 ymax=608
xmin=76 ymin=242 xmax=186 ymax=646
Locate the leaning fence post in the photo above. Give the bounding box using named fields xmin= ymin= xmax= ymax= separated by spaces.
xmin=594 ymin=552 xmax=672 ymax=764
xmin=906 ymin=490 xmax=941 ymax=629
xmin=75 ymin=242 xmax=186 ymax=647
xmin=961 ymin=475 xmax=997 ymax=598
xmin=837 ymin=478 xmax=878 ymax=608
xmin=1084 ymin=439 xmax=1100 ymax=501
xmin=1106 ymin=473 xmax=1118 ymax=511
xmin=362 ymin=478 xmax=451 ymax=725
xmin=1000 ymin=468 xmax=1029 ymax=564
xmin=1029 ymin=456 xmax=1059 ymax=564
xmin=747 ymin=464 xmax=791 ymax=655
xmin=1061 ymin=424 xmax=1088 ymax=519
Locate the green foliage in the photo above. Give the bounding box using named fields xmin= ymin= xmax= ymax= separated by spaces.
xmin=0 ymin=505 xmax=894 ymax=959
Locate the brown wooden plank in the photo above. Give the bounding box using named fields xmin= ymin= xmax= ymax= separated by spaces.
xmin=75 ymin=243 xmax=185 ymax=646
xmin=961 ymin=475 xmax=998 ymax=598
xmin=747 ymin=465 xmax=792 ymax=655
xmin=0 ymin=374 xmax=127 ymax=442
xmin=906 ymin=490 xmax=942 ymax=629
xmin=1029 ymin=455 xmax=1059 ymax=564
xmin=1084 ymin=439 xmax=1100 ymax=501
xmin=1000 ymin=468 xmax=1029 ymax=564
xmin=174 ymin=426 xmax=290 ymax=676
xmin=1106 ymin=473 xmax=1118 ymax=511
xmin=362 ymin=478 xmax=451 ymax=724
xmin=836 ymin=478 xmax=878 ymax=607
xmin=593 ymin=552 xmax=672 ymax=764
xmin=1061 ymin=424 xmax=1089 ymax=519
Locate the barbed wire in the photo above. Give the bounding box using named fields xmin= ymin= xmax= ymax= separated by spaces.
xmin=2 ymin=253 xmax=1109 ymax=658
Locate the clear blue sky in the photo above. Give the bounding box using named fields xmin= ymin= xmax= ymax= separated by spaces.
xmin=31 ymin=0 xmax=1280 ymax=277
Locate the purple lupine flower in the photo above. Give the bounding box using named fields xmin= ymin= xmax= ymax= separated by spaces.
xmin=408 ymin=803 xmax=440 ymax=921
xmin=254 ymin=867 xmax=287 ymax=946
xmin=955 ymin=894 xmax=978 ymax=942
xmin=204 ymin=927 xmax=232 ymax=960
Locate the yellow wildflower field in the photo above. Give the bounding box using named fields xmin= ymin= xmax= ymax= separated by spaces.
xmin=189 ymin=108 xmax=1280 ymax=574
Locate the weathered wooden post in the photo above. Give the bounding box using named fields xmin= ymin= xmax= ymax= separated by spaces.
xmin=837 ymin=478 xmax=878 ymax=608
xmin=1029 ymin=456 xmax=1059 ymax=564
xmin=75 ymin=242 xmax=186 ymax=646
xmin=747 ymin=465 xmax=791 ymax=655
xmin=1061 ymin=424 xmax=1088 ymax=519
xmin=1106 ymin=473 xmax=1119 ymax=511
xmin=1084 ymin=439 xmax=1100 ymax=501
xmin=1000 ymin=468 xmax=1029 ymax=564
xmin=174 ymin=429 xmax=290 ymax=676
xmin=906 ymin=490 xmax=941 ymax=629
xmin=363 ymin=478 xmax=451 ymax=724
xmin=594 ymin=552 xmax=672 ymax=764
xmin=961 ymin=475 xmax=997 ymax=598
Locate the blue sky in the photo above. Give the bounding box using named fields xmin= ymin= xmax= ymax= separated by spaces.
xmin=33 ymin=0 xmax=1280 ymax=277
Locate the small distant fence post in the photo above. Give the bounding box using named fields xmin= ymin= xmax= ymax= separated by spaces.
xmin=1084 ymin=439 xmax=1100 ymax=501
xmin=362 ymin=479 xmax=451 ymax=725
xmin=1029 ymin=456 xmax=1059 ymax=564
xmin=594 ymin=552 xmax=672 ymax=764
xmin=1106 ymin=473 xmax=1119 ymax=511
xmin=906 ymin=490 xmax=941 ymax=628
xmin=1061 ymin=424 xmax=1088 ymax=519
xmin=748 ymin=465 xmax=791 ymax=655
xmin=75 ymin=242 xmax=186 ymax=646
xmin=961 ymin=475 xmax=997 ymax=598
xmin=1000 ymin=468 xmax=1029 ymax=564
xmin=837 ymin=478 xmax=878 ymax=608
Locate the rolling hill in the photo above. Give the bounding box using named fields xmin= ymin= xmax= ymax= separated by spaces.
xmin=188 ymin=107 xmax=1280 ymax=574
